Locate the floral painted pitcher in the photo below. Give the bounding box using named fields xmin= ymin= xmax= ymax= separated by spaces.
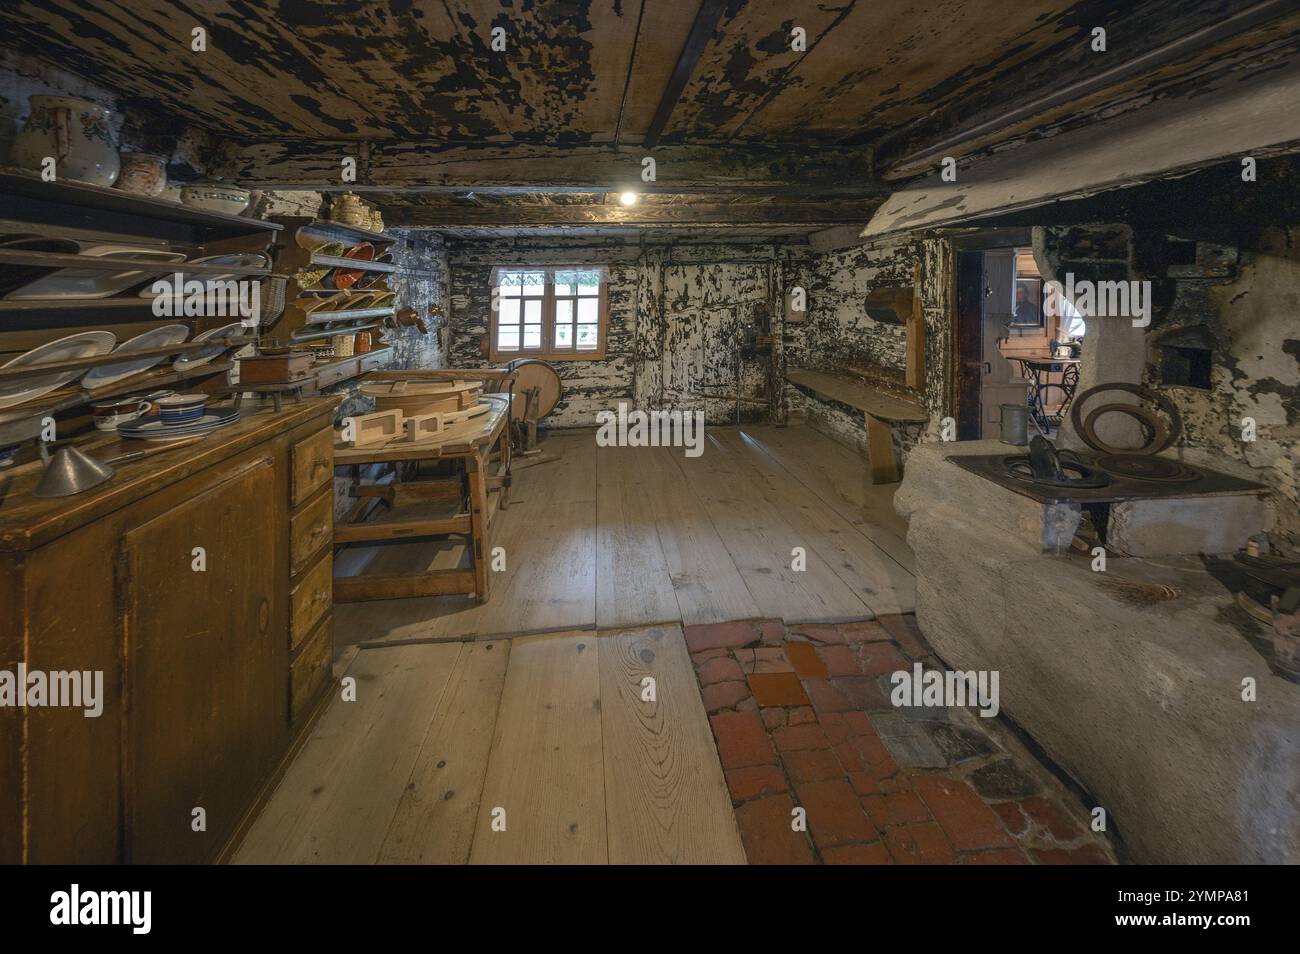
xmin=10 ymin=95 xmax=120 ymax=187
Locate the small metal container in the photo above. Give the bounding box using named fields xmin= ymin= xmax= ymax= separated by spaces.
xmin=1000 ymin=403 xmax=1029 ymax=445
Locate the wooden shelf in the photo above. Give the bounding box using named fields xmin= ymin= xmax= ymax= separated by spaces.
xmin=289 ymin=322 xmax=381 ymax=343
xmin=0 ymin=169 xmax=283 ymax=236
xmin=308 ymin=253 xmax=397 ymax=273
xmin=304 ymin=307 xmax=395 ymax=325
xmin=0 ymin=360 xmax=234 ymax=445
xmin=0 ymin=338 xmax=251 ymax=383
xmin=0 ymin=249 xmax=271 ymax=275
xmin=0 ymin=297 xmax=196 ymax=313
xmin=297 ymin=221 xmax=396 ymax=247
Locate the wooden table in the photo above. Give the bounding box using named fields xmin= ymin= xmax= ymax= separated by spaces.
xmin=332 ymin=394 xmax=512 ymax=604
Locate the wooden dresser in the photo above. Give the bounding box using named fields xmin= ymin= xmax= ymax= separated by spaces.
xmin=0 ymin=397 xmax=339 ymax=863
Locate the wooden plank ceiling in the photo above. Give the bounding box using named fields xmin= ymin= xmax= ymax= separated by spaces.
xmin=3 ymin=0 xmax=1293 ymax=235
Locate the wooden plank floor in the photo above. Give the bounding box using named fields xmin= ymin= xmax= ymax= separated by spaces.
xmin=236 ymin=625 xmax=745 ymax=865
xmin=335 ymin=424 xmax=914 ymax=648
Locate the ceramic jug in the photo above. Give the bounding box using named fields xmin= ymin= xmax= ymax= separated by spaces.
xmin=11 ymin=95 xmax=120 ymax=187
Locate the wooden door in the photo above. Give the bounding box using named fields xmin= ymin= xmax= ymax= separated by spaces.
xmin=955 ymin=250 xmax=984 ymax=440
xmin=121 ymin=455 xmax=281 ymax=864
xmin=980 ymin=249 xmax=1019 ymax=438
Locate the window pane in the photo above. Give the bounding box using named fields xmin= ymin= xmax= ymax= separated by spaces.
xmin=523 ymin=326 xmax=542 ymax=348
xmin=522 ymin=272 xmax=545 ymax=296
xmin=576 ymin=324 xmax=598 ymax=349
xmin=497 ymin=327 xmax=519 ymax=350
xmin=498 ymin=271 xmax=524 ymax=296
xmin=555 ymin=324 xmax=573 ymax=348
xmin=555 ymin=300 xmax=573 ymax=324
xmin=524 ymin=299 xmax=542 ymax=324
xmin=499 ymin=298 xmax=520 ymax=324
xmin=577 ymin=297 xmax=598 ymax=323
xmin=554 ymin=270 xmax=577 ymax=296
xmin=576 ymin=270 xmax=601 ymax=295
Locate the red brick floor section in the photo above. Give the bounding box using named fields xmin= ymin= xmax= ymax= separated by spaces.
xmin=709 ymin=711 xmax=775 ymax=770
xmin=690 ymin=614 xmax=1118 ymax=866
xmin=748 ymin=672 xmax=811 ymax=706
xmin=734 ymin=795 xmax=816 ymax=865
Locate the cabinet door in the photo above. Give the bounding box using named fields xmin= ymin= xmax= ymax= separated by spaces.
xmin=122 ymin=455 xmax=281 ymax=864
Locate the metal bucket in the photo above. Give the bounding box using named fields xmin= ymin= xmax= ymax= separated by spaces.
xmin=999 ymin=403 xmax=1029 ymax=445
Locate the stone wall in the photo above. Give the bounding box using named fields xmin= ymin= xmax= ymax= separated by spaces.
xmin=783 ymin=238 xmax=916 ymax=372
xmin=781 ymin=235 xmax=953 ymax=458
xmin=446 ymin=238 xmax=788 ymax=429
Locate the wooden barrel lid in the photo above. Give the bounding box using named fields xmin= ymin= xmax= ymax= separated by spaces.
xmin=360 ymin=380 xmax=478 ymax=398
xmin=362 ymin=380 xmax=482 ymax=415
xmin=508 ymin=359 xmax=561 ymax=421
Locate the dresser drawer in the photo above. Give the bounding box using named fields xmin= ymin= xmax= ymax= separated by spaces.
xmin=290 ymin=488 xmax=333 ymax=575
xmin=291 ymin=427 xmax=334 ymax=506
xmin=359 ymin=352 xmax=390 ymax=374
xmin=290 ymin=552 xmax=332 ymax=651
xmin=290 ymin=614 xmax=332 ymax=724
xmin=315 ymin=361 xmax=357 ymax=390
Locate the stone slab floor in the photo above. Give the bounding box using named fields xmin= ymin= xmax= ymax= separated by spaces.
xmin=687 ymin=613 xmax=1118 ymax=864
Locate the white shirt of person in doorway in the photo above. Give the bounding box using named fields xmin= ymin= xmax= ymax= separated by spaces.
xmin=1044 ymin=284 xmax=1087 ymax=338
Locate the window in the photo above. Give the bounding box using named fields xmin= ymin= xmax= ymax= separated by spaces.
xmin=491 ymin=266 xmax=608 ymax=360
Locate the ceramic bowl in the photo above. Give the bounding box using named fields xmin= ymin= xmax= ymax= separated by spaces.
xmin=155 ymin=392 xmax=207 ymax=425
xmin=180 ymin=183 xmax=251 ymax=216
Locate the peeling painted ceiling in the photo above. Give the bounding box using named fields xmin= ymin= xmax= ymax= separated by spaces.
xmin=1 ymin=0 xmax=1277 ymax=150
xmin=3 ymin=0 xmax=1296 ymax=234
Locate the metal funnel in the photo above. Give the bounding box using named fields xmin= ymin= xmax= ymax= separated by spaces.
xmin=33 ymin=444 xmax=115 ymax=498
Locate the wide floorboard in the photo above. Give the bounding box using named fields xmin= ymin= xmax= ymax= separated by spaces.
xmin=333 ymin=424 xmax=914 ymax=648
xmin=235 ymin=625 xmax=745 ymax=865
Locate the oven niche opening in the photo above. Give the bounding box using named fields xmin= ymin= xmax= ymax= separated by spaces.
xmin=1159 ymin=345 xmax=1213 ymax=390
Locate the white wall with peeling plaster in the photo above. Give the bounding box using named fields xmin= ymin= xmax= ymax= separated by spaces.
xmin=446 ymin=239 xmax=792 ymax=429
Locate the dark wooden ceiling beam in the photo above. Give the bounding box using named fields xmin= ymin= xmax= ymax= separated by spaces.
xmin=877 ymin=0 xmax=1300 ymax=179
xmin=374 ymin=198 xmax=883 ymax=228
xmin=219 ymin=142 xmax=880 ymax=196
xmin=641 ymin=0 xmax=727 ymax=148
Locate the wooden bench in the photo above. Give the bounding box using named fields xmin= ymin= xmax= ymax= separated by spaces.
xmin=786 ymin=368 xmax=928 ymax=484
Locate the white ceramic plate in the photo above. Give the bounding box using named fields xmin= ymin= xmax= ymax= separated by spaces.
xmin=6 ymin=246 xmax=187 ymax=300
xmin=81 ymin=323 xmax=190 ymax=390
xmin=172 ymin=321 xmax=247 ymax=370
xmin=118 ymin=407 xmax=240 ymax=441
xmin=135 ymin=252 xmax=268 ymax=295
xmin=0 ymin=330 xmax=116 ymax=409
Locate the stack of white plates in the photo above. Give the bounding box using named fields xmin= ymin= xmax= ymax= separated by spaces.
xmin=117 ymin=406 xmax=240 ymax=442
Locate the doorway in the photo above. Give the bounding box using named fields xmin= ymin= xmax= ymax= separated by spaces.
xmin=955 ymin=243 xmax=1033 ymax=441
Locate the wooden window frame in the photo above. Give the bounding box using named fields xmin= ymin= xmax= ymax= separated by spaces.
xmin=489 ymin=265 xmax=609 ymax=362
